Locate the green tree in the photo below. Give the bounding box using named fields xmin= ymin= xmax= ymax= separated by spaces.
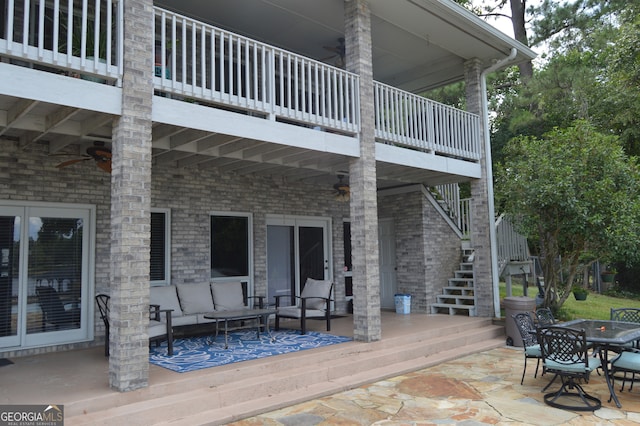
xmin=495 ymin=121 xmax=640 ymax=309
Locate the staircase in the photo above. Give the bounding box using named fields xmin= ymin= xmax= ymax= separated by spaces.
xmin=430 ymin=247 xmax=477 ymax=316
xmin=65 ymin=316 xmax=503 ymax=425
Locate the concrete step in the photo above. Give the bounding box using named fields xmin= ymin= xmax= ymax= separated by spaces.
xmin=436 ymin=294 xmax=475 ymax=304
xmin=443 ymin=286 xmax=475 ymax=295
xmin=430 ymin=303 xmax=477 ymax=316
xmin=448 ymin=277 xmax=474 ymax=286
xmin=66 ymin=318 xmax=503 ymax=425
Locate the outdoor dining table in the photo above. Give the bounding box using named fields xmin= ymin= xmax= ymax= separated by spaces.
xmin=558 ymin=319 xmax=640 ymax=408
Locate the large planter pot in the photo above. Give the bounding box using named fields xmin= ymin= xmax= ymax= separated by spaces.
xmin=573 ymin=291 xmax=588 ymax=301
xmin=601 ymin=273 xmax=616 ymax=283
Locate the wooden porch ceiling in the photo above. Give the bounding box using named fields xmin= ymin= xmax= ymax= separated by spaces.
xmin=0 ymin=93 xmax=468 ymax=190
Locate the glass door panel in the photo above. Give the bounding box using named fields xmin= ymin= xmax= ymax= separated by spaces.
xmin=299 ymin=226 xmax=326 ymax=291
xmin=267 ymin=225 xmax=295 ymax=306
xmin=26 ymin=215 xmax=84 ymax=337
xmin=0 ymin=212 xmax=21 ymax=348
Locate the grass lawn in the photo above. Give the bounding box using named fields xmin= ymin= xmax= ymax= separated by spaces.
xmin=498 ymin=282 xmax=640 ymax=321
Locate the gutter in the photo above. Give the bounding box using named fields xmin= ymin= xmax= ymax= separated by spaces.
xmin=480 ymin=48 xmax=517 ymax=319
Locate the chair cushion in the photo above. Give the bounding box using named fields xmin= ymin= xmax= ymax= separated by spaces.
xmin=150 ymin=285 xmax=183 ymax=317
xmin=177 ymin=283 xmax=215 ymax=315
xmin=148 ymin=320 xmax=168 ymax=338
xmin=544 ymin=356 xmax=601 ymax=373
xmin=211 ymin=282 xmax=245 ymax=311
xmin=278 ymin=307 xmax=326 ymax=319
xmin=300 ymin=278 xmax=332 ymax=310
xmin=612 ymin=351 xmax=640 ymax=371
xmin=525 ymin=343 xmax=541 ymax=357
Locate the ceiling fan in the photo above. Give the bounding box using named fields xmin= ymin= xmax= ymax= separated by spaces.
xmin=333 ymin=173 xmax=350 ymax=202
xmin=322 ymin=37 xmax=345 ymax=68
xmin=55 ymin=142 xmax=112 ymax=173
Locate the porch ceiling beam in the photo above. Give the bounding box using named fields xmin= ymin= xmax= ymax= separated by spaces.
xmin=196 ymin=133 xmax=243 ymax=154
xmin=0 ymin=98 xmax=38 ymax=137
xmin=22 ymin=106 xmax=80 ymax=147
xmin=80 ymin=113 xmax=114 ymax=139
xmin=217 ymin=139 xmax=262 ymax=157
xmin=47 ymin=135 xmax=82 ymax=154
xmin=154 ymin=150 xmax=196 ymax=165
xmin=169 ymin=129 xmax=211 ymax=150
xmin=152 ymin=125 xmax=188 ymax=148
xmin=260 ymin=146 xmax=301 ymax=163
xmin=279 ymin=151 xmax=320 ymax=166
xmin=241 ymin=142 xmax=274 ymax=160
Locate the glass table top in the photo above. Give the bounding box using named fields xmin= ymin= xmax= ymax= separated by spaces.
xmin=560 ymin=319 xmax=640 ymax=344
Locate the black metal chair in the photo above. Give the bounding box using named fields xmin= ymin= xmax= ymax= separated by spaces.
xmin=512 ymin=312 xmax=543 ymax=385
xmin=35 ymin=286 xmax=80 ymax=331
xmin=609 ymin=348 xmax=640 ymax=394
xmin=535 ymin=308 xmax=556 ymax=327
xmin=275 ymin=278 xmax=334 ymax=335
xmin=537 ymin=326 xmax=602 ymax=411
xmin=95 ymin=294 xmax=174 ymax=356
xmin=611 ymin=308 xmax=640 ymax=325
xmin=95 ymin=294 xmax=110 ymax=356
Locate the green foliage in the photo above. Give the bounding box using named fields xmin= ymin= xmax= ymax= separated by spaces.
xmin=495 ymin=121 xmax=640 ymax=310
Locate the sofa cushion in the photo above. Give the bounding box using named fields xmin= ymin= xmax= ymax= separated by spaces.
xmin=177 ymin=283 xmax=215 ymax=315
xmin=150 ymin=285 xmax=183 ymax=317
xmin=301 ymin=278 xmax=332 ymax=310
xmin=211 ymin=282 xmax=245 ymax=311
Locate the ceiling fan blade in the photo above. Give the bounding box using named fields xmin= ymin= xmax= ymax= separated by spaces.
xmin=56 ymin=158 xmax=90 ymax=168
xmin=96 ymin=160 xmax=112 ymax=173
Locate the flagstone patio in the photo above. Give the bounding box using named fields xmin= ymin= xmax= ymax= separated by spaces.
xmin=230 ymin=346 xmax=640 ymax=425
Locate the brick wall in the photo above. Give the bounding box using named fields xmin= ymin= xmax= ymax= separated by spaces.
xmin=378 ymin=190 xmax=461 ymax=313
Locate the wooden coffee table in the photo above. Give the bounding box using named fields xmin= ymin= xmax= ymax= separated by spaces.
xmin=204 ymin=308 xmax=277 ymax=349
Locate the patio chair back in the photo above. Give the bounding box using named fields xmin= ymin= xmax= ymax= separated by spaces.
xmin=537 ymin=325 xmax=601 ymax=411
xmin=610 ymin=308 xmax=640 ymax=324
xmin=95 ymin=294 xmax=110 ymax=356
xmin=512 ymin=312 xmax=542 ymax=384
xmin=36 ymin=286 xmax=80 ymax=330
xmin=535 ymin=308 xmax=556 ymax=327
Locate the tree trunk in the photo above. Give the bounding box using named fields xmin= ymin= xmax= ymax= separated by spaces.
xmin=509 ymin=0 xmax=533 ymax=80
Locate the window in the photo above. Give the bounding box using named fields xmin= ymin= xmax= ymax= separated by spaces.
xmin=210 ymin=214 xmax=252 ymax=279
xmin=150 ymin=209 xmax=170 ymax=285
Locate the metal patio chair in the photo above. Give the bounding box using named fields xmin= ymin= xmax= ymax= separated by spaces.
xmin=512 ymin=312 xmax=543 ymax=385
xmin=537 ymin=326 xmax=602 ymax=411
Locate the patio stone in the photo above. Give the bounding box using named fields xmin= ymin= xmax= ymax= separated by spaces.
xmin=233 ymin=346 xmax=640 ymax=425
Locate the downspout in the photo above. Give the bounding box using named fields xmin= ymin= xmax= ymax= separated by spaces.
xmin=480 ymin=48 xmax=517 ymax=319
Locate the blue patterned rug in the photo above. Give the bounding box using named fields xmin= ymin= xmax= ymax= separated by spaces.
xmin=149 ymin=329 xmax=352 ymax=373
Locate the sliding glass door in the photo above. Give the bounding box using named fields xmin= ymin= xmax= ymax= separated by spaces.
xmin=266 ymin=216 xmax=330 ymax=307
xmin=0 ymin=203 xmax=94 ymax=350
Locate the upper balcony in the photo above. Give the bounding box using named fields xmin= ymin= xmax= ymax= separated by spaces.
xmin=0 ymin=0 xmax=534 ymax=187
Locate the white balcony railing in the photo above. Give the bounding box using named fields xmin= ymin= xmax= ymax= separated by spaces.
xmin=153 ymin=7 xmax=360 ymax=134
xmin=0 ymin=2 xmax=481 ymax=161
xmin=0 ymin=0 xmax=123 ymax=82
xmin=496 ymin=214 xmax=530 ymax=266
xmin=375 ymin=82 xmax=480 ymax=161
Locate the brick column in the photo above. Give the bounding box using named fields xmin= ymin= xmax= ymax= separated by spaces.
xmin=345 ymin=0 xmax=381 ymax=342
xmin=109 ymin=0 xmax=154 ymax=391
xmin=464 ymin=58 xmax=495 ymax=317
